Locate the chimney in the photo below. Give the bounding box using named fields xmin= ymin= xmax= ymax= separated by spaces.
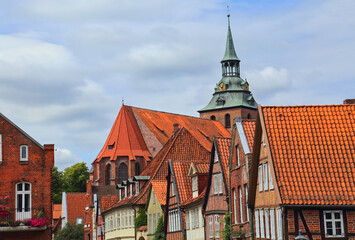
xmin=173 ymin=123 xmax=179 ymax=133
xmin=343 ymin=99 xmax=355 ymax=105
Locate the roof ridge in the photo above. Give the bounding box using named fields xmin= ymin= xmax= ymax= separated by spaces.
xmin=262 ymin=104 xmax=354 ymax=108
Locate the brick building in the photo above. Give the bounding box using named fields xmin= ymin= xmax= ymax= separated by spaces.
xmin=203 ymin=137 xmax=231 ymax=240
xmin=249 ymin=104 xmax=355 ymax=239
xmin=230 ymin=118 xmax=255 ymax=239
xmin=0 ymin=113 xmax=54 ymax=240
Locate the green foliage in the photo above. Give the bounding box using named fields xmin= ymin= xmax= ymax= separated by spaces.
xmin=153 ymin=216 xmax=165 ymax=240
xmin=52 ymin=163 xmax=89 ymax=204
xmin=222 ymin=212 xmax=233 ymax=240
xmin=55 ymin=222 xmax=84 ymax=240
xmin=134 ymin=207 xmax=147 ymax=230
xmin=52 ymin=167 xmax=64 ymax=204
xmin=63 ymin=162 xmax=90 ymax=193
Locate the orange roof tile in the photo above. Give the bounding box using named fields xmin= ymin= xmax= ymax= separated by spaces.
xmin=138 ymin=226 xmax=148 ymax=231
xmin=151 ymin=180 xmax=167 ymax=205
xmin=94 ymin=105 xmax=151 ymax=163
xmin=183 ymin=188 xmax=206 ymax=206
xmin=66 ymin=193 xmax=88 ymax=224
xmin=100 ymin=195 xmax=120 ymax=212
xmin=194 ymin=163 xmax=209 ymax=174
xmin=131 ymin=106 xmax=230 ymax=152
xmin=242 ymin=119 xmax=256 ymax=151
xmin=262 ymin=105 xmax=355 ymax=205
xmin=109 ymin=127 xmax=211 ymax=210
xmin=215 ymin=137 xmax=231 ymax=186
xmin=53 ymin=204 xmax=61 ymax=219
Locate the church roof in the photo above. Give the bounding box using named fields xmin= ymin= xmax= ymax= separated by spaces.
xmin=221 ymin=15 xmax=240 ymax=62
xmin=94 ymin=105 xmax=151 ymax=163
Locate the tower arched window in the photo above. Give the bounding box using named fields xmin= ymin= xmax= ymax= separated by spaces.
xmin=225 ymin=114 xmax=231 ymax=128
xmin=106 ymin=164 xmax=111 ymax=185
xmin=16 ymin=182 xmax=31 ymax=220
xmin=119 ymin=163 xmax=128 ymax=184
xmin=210 ymin=115 xmax=216 ymax=121
xmin=135 ymin=162 xmax=140 ymax=176
xmin=247 ymin=114 xmax=251 ymax=119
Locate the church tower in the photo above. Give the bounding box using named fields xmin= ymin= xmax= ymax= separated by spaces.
xmin=198 ymin=15 xmax=257 ymax=130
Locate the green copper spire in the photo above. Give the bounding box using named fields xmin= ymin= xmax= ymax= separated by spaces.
xmin=221 ymin=14 xmax=240 ymax=62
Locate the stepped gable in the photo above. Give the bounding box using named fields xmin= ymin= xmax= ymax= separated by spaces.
xmin=107 ymin=127 xmax=212 ymax=210
xmin=130 ymin=106 xmax=230 ymax=153
xmin=93 ymin=105 xmax=151 ymax=163
xmin=242 ymin=119 xmax=256 ymax=150
xmin=262 ymin=104 xmax=355 ymax=205
xmin=215 ymin=137 xmax=231 ymax=187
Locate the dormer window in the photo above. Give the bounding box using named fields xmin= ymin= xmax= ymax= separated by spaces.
xmin=124 ymin=186 xmax=127 ymax=198
xmin=129 ymin=184 xmax=133 ymax=198
xmin=119 ymin=189 xmax=122 ymax=201
xmin=135 ymin=182 xmax=140 ymax=195
xmin=108 ymin=143 xmax=115 ymax=149
xmin=20 ymin=145 xmax=28 ymax=162
xmin=192 ymin=176 xmax=198 ymax=198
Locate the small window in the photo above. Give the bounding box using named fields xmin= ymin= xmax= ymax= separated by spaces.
xmin=324 ymin=210 xmax=344 ymax=237
xmin=108 ymin=143 xmax=114 ymax=149
xmin=255 ymin=210 xmax=260 ymax=238
xmin=225 ymin=114 xmax=231 ymax=128
xmin=186 ymin=211 xmax=190 ymax=230
xmin=20 ymin=145 xmax=28 ymax=161
xmin=269 ymin=165 xmax=274 ymax=190
xmin=77 ymin=217 xmax=83 ymax=225
xmin=16 ymin=182 xmax=31 ymax=220
xmin=135 ymin=182 xmax=140 ymax=195
xmin=239 ymin=186 xmax=243 ymax=223
xmin=258 ymin=164 xmax=263 ymax=192
xmin=192 ymin=176 xmax=198 ymax=192
xmin=209 ymin=215 xmax=213 ymax=238
xmin=215 ymin=215 xmax=220 ymax=238
xmin=210 ymin=115 xmax=216 ymax=121
xmin=260 ymin=209 xmax=265 ymax=238
xmin=264 ymin=163 xmax=269 ymax=190
xmin=171 ymin=182 xmax=175 ymax=196
xmin=236 ymin=145 xmax=240 ymax=166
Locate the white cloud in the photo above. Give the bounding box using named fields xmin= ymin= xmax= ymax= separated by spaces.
xmin=55 ymin=148 xmax=83 ymax=170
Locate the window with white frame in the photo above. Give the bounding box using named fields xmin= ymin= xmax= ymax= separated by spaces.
xmin=124 ymin=186 xmax=127 ymax=198
xmin=186 ymin=210 xmax=190 ymax=230
xmin=132 ymin=210 xmax=135 ymax=226
xmin=192 ymin=176 xmax=198 ymax=192
xmin=239 ymin=186 xmax=243 ymax=223
xmin=76 ymin=217 xmax=83 ymax=225
xmin=20 ymin=145 xmax=28 ymax=161
xmin=276 ymin=208 xmax=283 ymax=240
xmin=213 ymin=173 xmax=223 ymax=194
xmin=269 ymin=165 xmax=274 ymax=190
xmin=149 ymin=214 xmax=152 ymax=233
xmin=215 ymin=215 xmax=220 ymax=238
xmin=209 ymin=215 xmax=213 ymax=238
xmin=258 ymin=164 xmax=263 ymax=192
xmin=324 ymin=210 xmax=344 ymax=237
xmin=195 ymin=208 xmax=199 ymax=228
xmin=16 ymin=182 xmax=31 ymax=220
xmin=191 ymin=209 xmax=195 ymax=229
xmin=153 ymin=213 xmax=156 ymax=232
xmin=255 ymin=210 xmax=260 ymax=238
xmin=119 ymin=189 xmax=122 ymax=201
xmin=263 ymin=163 xmax=268 ymax=191
xmin=117 ymin=212 xmax=120 ymax=229
xmin=245 ymin=184 xmax=249 ymax=221
xmin=171 ymin=182 xmax=175 ymax=196
xmin=213 ymin=174 xmax=218 ymax=194
xmin=265 ymin=209 xmax=270 ymax=238
xmin=125 ymin=210 xmax=128 ymax=228
xmin=129 ymin=184 xmax=133 ymax=198
xmin=233 ymin=189 xmax=237 ymax=224
xmin=270 ymin=209 xmax=276 ymax=240
xmin=260 ymin=209 xmax=265 ymax=238
xmin=129 ymin=210 xmax=132 ymax=227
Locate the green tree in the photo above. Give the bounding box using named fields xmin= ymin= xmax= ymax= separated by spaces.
xmin=153 ymin=216 xmax=165 ymax=240
xmin=222 ymin=212 xmax=233 ymax=240
xmin=55 ymin=222 xmax=84 ymax=240
xmin=52 ymin=166 xmax=64 ymax=204
xmin=134 ymin=207 xmax=147 ymax=230
xmin=63 ymin=162 xmax=89 ymax=193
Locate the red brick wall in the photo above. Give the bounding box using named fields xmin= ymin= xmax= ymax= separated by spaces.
xmin=0 ymin=115 xmax=54 ymax=240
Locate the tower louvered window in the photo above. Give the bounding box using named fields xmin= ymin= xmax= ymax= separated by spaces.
xmin=119 ymin=163 xmax=128 ymax=183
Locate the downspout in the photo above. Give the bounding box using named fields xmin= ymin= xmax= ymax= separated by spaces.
xmin=169 ymin=159 xmax=186 ymax=240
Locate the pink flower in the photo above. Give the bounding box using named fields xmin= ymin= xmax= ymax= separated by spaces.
xmin=4 ymin=196 xmax=9 ymax=199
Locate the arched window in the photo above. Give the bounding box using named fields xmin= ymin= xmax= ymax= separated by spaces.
xmin=16 ymin=182 xmax=31 ymax=220
xmin=210 ymin=115 xmax=216 ymax=121
xmin=106 ymin=164 xmax=111 ymax=185
xmin=247 ymin=114 xmax=251 ymax=119
xmin=119 ymin=163 xmax=128 ymax=184
xmin=135 ymin=163 xmax=140 ymax=176
xmin=225 ymin=114 xmax=231 ymax=128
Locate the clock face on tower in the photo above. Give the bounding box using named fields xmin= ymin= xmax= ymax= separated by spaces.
xmin=218 ymin=82 xmax=226 ymax=91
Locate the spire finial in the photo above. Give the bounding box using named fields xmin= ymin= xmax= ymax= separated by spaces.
xmin=122 ymin=97 xmax=124 ymax=106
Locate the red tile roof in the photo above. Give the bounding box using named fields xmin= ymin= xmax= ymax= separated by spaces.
xmin=53 ymin=204 xmax=61 ymax=220
xmin=94 ymin=105 xmax=151 ymax=163
xmin=131 ymin=106 xmax=230 ymax=152
xmin=172 ymin=162 xmax=193 ymax=205
xmin=66 ymin=193 xmax=88 ymax=224
xmin=183 ymin=188 xmax=206 ymax=206
xmin=100 ymin=195 xmax=120 ymax=212
xmin=262 ymin=105 xmax=355 ymax=205
xmin=138 ymin=226 xmax=148 ymax=231
xmin=151 ymin=180 xmax=167 ymax=205
xmin=194 ymin=163 xmax=209 ymax=174
xmin=109 ymin=127 xmax=211 ymax=210
xmin=242 ymin=119 xmax=256 ymax=151
xmin=215 ymin=137 xmax=231 ymax=186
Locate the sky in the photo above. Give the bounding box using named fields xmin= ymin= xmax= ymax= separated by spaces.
xmin=0 ymin=0 xmax=354 ymax=170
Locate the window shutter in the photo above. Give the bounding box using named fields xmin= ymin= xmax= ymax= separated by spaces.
xmin=255 ymin=210 xmax=260 ymax=238
xmin=259 ymin=165 xmax=263 ymax=192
